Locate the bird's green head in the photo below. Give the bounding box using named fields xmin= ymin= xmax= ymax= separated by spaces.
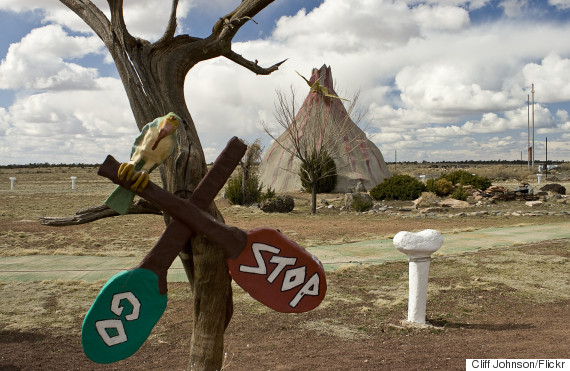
xmin=151 ymin=112 xmax=181 ymax=151
xmin=164 ymin=112 xmax=182 ymax=126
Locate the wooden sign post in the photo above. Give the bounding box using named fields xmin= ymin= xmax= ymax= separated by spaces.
xmin=82 ymin=137 xmax=326 ymax=364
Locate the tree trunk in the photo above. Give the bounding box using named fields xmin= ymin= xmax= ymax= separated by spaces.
xmin=125 ymin=83 xmax=235 ymax=371
xmin=58 ymin=1 xmax=283 ymax=369
xmin=311 ymin=177 xmax=318 ymax=215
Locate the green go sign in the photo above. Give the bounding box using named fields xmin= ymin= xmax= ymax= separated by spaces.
xmin=81 ymin=268 xmax=167 ymax=364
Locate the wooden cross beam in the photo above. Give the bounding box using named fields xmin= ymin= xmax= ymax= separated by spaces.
xmin=83 ymin=137 xmax=326 ymax=364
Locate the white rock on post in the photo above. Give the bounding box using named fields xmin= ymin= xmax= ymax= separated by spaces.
xmin=393 ymin=229 xmax=443 ymax=325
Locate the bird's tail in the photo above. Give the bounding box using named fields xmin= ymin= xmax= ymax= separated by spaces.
xmin=105 ymin=186 xmax=135 ymax=215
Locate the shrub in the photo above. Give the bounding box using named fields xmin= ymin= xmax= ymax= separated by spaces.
xmin=426 ymin=178 xmax=435 ymax=192
xmin=440 ymin=170 xmax=492 ymax=191
xmin=225 ymin=173 xmax=273 ymax=205
xmin=370 ymin=174 xmax=427 ymax=201
xmin=426 ymin=178 xmax=454 ymax=196
xmin=451 ymin=185 xmax=468 ymax=201
xmin=351 ymin=193 xmax=373 ymax=212
xmin=225 ymin=173 xmax=258 ymax=205
xmin=300 ymin=151 xmax=337 ymax=193
xmin=260 ymin=195 xmax=295 ymax=213
xmin=260 ymin=186 xmax=276 ymax=201
xmin=225 ymin=139 xmax=274 ymax=206
xmin=225 ymin=174 xmax=241 ymax=204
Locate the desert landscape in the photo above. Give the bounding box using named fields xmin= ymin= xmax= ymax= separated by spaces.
xmin=0 ymin=162 xmax=569 ymax=370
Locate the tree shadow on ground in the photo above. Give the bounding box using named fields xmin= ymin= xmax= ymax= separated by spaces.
xmin=0 ymin=329 xmax=47 ymax=343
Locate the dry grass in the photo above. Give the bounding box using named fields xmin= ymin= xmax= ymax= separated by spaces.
xmin=0 ymin=165 xmax=568 ymax=340
xmin=0 ymin=280 xmax=103 ymax=335
xmin=2 ymin=239 xmax=567 ymax=339
xmin=390 ymin=162 xmax=569 ymax=184
xmin=430 ymin=242 xmax=570 ymax=304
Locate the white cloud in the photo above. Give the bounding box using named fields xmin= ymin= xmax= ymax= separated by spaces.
xmin=2 ymin=76 xmax=136 ymax=164
xmin=396 ymin=64 xmax=518 ymax=114
xmin=3 ymin=0 xmax=570 ymax=163
xmin=0 ymin=0 xmax=56 ymax=12
xmin=406 ymin=1 xmax=491 ymax=10
xmin=499 ymin=0 xmax=529 ymax=18
xmin=412 ymin=4 xmax=470 ymax=32
xmin=273 ymin=1 xmax=421 ymax=52
xmin=549 ymin=0 xmax=570 ymax=10
xmin=0 ymin=0 xmax=196 ymax=40
xmin=523 ymin=53 xmax=570 ymax=102
xmin=6 ymin=77 xmax=134 ymax=136
xmin=120 ymin=0 xmax=195 ymax=40
xmin=185 ymin=57 xmax=288 ymax=148
xmin=415 ymin=125 xmax=467 ymax=141
xmin=0 ymin=24 xmax=103 ymax=90
xmin=0 ymin=107 xmax=8 ymax=135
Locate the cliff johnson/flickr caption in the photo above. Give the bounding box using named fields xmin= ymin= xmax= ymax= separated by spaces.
xmin=467 ymin=359 xmax=567 ymax=370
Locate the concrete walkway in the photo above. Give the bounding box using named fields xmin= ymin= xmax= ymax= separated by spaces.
xmin=1 ymin=222 xmax=569 ymax=282
xmin=311 ymin=221 xmax=570 ymax=270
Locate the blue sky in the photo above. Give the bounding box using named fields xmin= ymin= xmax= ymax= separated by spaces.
xmin=1 ymin=0 xmax=570 ymax=165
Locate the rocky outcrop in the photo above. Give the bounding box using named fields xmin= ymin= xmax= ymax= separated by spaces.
xmin=525 ymin=201 xmax=543 ymax=208
xmin=540 ymin=183 xmax=566 ymax=195
xmin=439 ymin=199 xmax=471 ymax=208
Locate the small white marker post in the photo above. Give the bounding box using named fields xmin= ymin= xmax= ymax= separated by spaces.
xmin=419 ymin=175 xmax=426 ymax=183
xmin=536 ymin=174 xmax=543 ymax=184
xmin=393 ymin=229 xmax=443 ymax=325
xmin=70 ymin=176 xmax=77 ymax=190
xmin=9 ymin=177 xmax=16 ymax=191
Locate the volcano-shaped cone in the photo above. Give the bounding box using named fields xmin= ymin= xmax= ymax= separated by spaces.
xmin=259 ymin=64 xmax=391 ymax=193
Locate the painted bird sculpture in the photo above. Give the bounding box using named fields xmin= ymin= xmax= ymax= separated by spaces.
xmin=105 ymin=112 xmax=182 ymax=215
xmin=296 ymin=71 xmax=349 ymax=101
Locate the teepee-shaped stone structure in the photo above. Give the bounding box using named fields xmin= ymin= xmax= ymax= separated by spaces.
xmin=259 ymin=65 xmax=391 ymax=193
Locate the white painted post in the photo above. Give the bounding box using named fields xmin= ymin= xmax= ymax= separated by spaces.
xmin=393 ymin=229 xmax=443 ymax=325
xmin=536 ymin=174 xmax=543 ymax=184
xmin=419 ymin=175 xmax=426 ymax=183
xmin=70 ymin=176 xmax=77 ymax=189
xmin=9 ymin=177 xmax=16 ymax=191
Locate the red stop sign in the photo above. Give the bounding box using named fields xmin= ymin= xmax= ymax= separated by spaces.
xmin=228 ymin=228 xmax=327 ymax=313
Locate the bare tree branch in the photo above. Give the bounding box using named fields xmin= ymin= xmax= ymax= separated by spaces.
xmin=108 ymin=0 xmax=139 ymax=47
xmin=39 ymin=199 xmax=162 ymax=226
xmin=155 ymin=0 xmax=179 ymax=47
xmin=209 ymin=0 xmax=284 ymax=75
xmin=224 ymin=51 xmax=287 ymax=75
xmin=59 ymin=0 xmax=112 ymax=43
xmin=212 ymin=0 xmax=273 ymax=37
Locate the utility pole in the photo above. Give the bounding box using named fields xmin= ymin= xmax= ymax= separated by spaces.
xmin=544 ymin=137 xmax=548 ymax=179
xmin=527 ymin=94 xmax=530 ymax=168
xmin=530 ymin=83 xmax=535 ymax=167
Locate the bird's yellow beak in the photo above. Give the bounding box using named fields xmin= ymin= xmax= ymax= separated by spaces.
xmin=151 ymin=114 xmax=180 ymax=151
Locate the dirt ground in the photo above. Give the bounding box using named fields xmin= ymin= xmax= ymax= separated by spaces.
xmin=0 ymin=166 xmax=569 ymax=370
xmin=1 ymin=239 xmax=569 ymax=370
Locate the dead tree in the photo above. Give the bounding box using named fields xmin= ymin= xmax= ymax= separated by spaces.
xmin=57 ymin=1 xmax=284 ymax=369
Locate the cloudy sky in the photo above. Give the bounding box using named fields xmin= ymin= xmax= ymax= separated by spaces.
xmin=1 ymin=0 xmax=570 ymax=165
